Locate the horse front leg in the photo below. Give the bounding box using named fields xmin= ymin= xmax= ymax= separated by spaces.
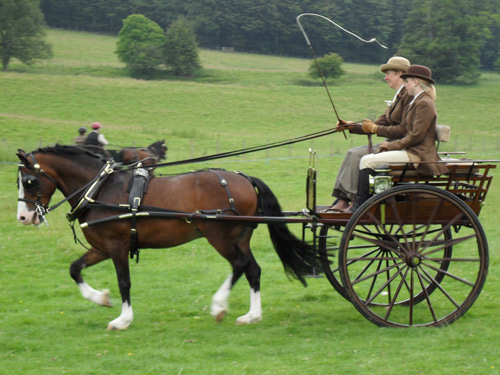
xmin=70 ymin=249 xmax=112 ymax=307
xmin=107 ymin=252 xmax=133 ymax=330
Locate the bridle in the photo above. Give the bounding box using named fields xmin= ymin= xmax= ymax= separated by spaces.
xmin=17 ymin=153 xmax=59 ymax=225
xmin=17 ymin=152 xmax=115 ymax=226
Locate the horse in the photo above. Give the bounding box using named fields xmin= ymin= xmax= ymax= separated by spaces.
xmin=16 ymin=145 xmax=320 ymax=330
xmin=119 ymin=140 xmax=167 ymax=166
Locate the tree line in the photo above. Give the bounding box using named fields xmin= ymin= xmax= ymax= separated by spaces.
xmin=39 ymin=0 xmax=500 ymax=72
xmin=1 ymin=0 xmax=499 ymax=83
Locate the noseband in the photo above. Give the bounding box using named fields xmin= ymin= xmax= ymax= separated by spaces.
xmin=17 ymin=153 xmax=59 ymax=225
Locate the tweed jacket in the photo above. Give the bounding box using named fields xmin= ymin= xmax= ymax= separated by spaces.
xmin=378 ymin=92 xmax=448 ymax=176
xmin=349 ymin=87 xmax=412 ymax=136
xmin=375 ymin=86 xmax=413 ymax=130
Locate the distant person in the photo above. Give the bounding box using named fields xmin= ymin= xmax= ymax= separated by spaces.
xmin=74 ymin=127 xmax=87 ymax=145
xmin=84 ymin=122 xmax=109 ymax=148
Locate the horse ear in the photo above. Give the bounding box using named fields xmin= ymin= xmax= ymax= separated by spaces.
xmin=17 ymin=150 xmax=29 ymax=164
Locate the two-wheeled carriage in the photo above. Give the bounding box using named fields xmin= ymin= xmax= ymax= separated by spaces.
xmin=298 ymin=148 xmax=497 ymax=327
xmin=16 ymin=138 xmax=497 ymax=329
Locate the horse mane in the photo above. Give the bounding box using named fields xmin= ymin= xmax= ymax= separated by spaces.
xmin=34 ymin=144 xmax=106 ymax=162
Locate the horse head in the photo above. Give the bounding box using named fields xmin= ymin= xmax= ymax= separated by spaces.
xmin=148 ymin=140 xmax=167 ymax=161
xmin=119 ymin=140 xmax=167 ymax=166
xmin=16 ymin=149 xmax=58 ymax=226
xmin=16 ymin=145 xmax=106 ymax=226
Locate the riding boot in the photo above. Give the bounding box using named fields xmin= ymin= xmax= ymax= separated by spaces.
xmin=349 ymin=168 xmax=375 ymax=213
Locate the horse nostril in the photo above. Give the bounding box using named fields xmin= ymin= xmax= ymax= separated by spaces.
xmin=19 ymin=216 xmax=26 ymax=222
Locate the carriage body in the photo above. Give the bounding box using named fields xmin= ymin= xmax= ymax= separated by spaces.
xmin=309 ymin=156 xmax=497 ymax=327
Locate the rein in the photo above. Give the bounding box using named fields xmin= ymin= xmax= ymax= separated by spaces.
xmin=117 ymin=125 xmax=345 ymax=172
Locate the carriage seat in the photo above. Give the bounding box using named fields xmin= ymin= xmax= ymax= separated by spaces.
xmin=386 ymin=124 xmax=451 ymax=177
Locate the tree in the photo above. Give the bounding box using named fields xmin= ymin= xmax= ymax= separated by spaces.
xmin=0 ymin=0 xmax=52 ymax=71
xmin=115 ymin=14 xmax=166 ymax=78
xmin=164 ymin=18 xmax=201 ymax=76
xmin=308 ymin=52 xmax=345 ymax=81
xmin=398 ymin=0 xmax=488 ymax=84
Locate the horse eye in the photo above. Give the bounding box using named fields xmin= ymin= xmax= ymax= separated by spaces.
xmin=22 ymin=175 xmax=38 ymax=190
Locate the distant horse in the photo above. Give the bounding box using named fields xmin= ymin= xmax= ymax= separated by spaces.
xmin=119 ymin=140 xmax=167 ymax=166
xmin=16 ymin=145 xmax=319 ymax=330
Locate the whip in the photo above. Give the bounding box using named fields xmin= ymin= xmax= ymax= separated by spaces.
xmin=296 ymin=13 xmax=389 ymax=138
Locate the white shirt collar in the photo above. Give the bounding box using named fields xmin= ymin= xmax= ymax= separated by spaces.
xmin=385 ymin=85 xmax=405 ymax=107
xmin=409 ymin=90 xmax=425 ymax=107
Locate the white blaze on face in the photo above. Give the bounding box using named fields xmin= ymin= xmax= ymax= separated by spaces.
xmin=17 ymin=174 xmax=36 ymax=225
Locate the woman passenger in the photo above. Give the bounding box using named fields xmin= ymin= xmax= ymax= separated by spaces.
xmin=351 ymin=64 xmax=449 ymax=212
xmin=328 ymin=56 xmax=413 ymax=212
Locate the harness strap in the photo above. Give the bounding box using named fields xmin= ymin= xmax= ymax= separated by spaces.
xmin=66 ymin=161 xmax=116 ymax=222
xmin=127 ymin=167 xmax=151 ymax=263
xmin=69 ymin=222 xmax=108 ymax=257
xmin=208 ymin=169 xmax=240 ymax=215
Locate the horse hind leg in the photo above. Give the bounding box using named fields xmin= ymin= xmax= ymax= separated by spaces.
xmin=210 ymin=244 xmax=262 ymax=325
xmin=235 ymin=251 xmax=262 ymax=325
xmin=70 ymin=249 xmax=112 ymax=307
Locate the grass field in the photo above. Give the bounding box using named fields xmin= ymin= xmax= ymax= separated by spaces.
xmin=1 ymin=28 xmax=500 ymax=374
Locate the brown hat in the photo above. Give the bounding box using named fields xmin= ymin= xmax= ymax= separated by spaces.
xmin=401 ymin=65 xmax=435 ymax=84
xmin=380 ymin=56 xmax=410 ymax=73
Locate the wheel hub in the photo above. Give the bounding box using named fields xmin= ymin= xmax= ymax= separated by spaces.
xmin=405 ymin=252 xmax=422 ymax=267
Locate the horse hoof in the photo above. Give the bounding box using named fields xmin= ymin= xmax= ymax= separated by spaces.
xmin=214 ymin=310 xmax=226 ymax=322
xmin=106 ymin=323 xmax=128 ymax=331
xmin=235 ymin=314 xmax=262 ymax=325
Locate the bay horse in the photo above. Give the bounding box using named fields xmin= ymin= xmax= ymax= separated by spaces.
xmin=119 ymin=140 xmax=167 ymax=166
xmin=16 ymin=145 xmax=320 ymax=330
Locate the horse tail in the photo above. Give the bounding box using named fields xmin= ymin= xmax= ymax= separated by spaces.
xmin=249 ymin=176 xmax=321 ymax=286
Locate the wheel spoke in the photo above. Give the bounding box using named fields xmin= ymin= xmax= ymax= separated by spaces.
xmin=422 ymin=262 xmax=476 ymax=287
xmin=350 ymin=260 xmax=406 ymax=285
xmin=363 ymin=263 xmax=406 ymax=305
xmin=416 ymin=268 xmax=438 ymax=323
xmin=384 ymin=266 xmax=411 ymax=320
xmin=421 ymin=212 xmax=468 ymax=254
xmin=353 ymin=249 xmax=384 ymax=284
xmin=422 ymin=234 xmax=477 ymax=257
xmin=418 ymin=197 xmax=445 ymax=247
xmin=366 ymin=211 xmax=410 ymax=253
xmin=351 ymin=231 xmax=403 ymax=254
xmin=418 ymin=266 xmax=460 ymax=308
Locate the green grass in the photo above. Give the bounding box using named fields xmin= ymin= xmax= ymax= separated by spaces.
xmin=1 ymin=28 xmax=500 ymax=375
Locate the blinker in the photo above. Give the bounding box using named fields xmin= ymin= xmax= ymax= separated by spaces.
xmin=22 ymin=174 xmax=39 ymax=190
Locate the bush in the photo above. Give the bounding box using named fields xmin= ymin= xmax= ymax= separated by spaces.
xmin=164 ymin=18 xmax=201 ymax=77
xmin=116 ymin=14 xmax=166 ymax=78
xmin=308 ymin=53 xmax=345 ymax=82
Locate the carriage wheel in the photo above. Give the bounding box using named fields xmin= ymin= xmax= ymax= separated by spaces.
xmin=318 ymin=224 xmax=349 ymax=301
xmin=318 ymin=222 xmax=453 ymax=304
xmin=339 ymin=184 xmax=488 ymax=327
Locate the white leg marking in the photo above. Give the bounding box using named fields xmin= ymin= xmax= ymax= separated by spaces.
xmin=107 ymin=302 xmax=133 ymax=330
xmin=211 ymin=275 xmax=232 ymax=322
xmin=78 ymin=282 xmax=112 ymax=307
xmin=236 ymin=289 xmax=262 ymax=325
